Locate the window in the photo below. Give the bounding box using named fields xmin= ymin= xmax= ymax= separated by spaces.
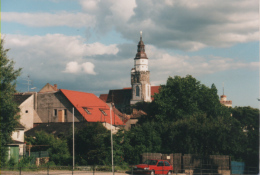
xmin=158 ymin=161 xmax=164 ymax=166
xmin=164 ymin=161 xmax=170 ymax=166
xmin=100 ymin=109 xmax=107 ymax=116
xmin=25 ymin=110 xmax=28 ymax=113
xmin=131 ymin=124 xmax=136 ymax=128
xmin=54 ymin=109 xmax=57 ymax=116
xmin=136 ymin=86 xmax=140 ymax=96
xmin=83 ymin=107 xmax=91 ymax=114
xmin=64 ymin=109 xmax=67 ymax=116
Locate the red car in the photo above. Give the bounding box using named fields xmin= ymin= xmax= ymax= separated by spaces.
xmin=133 ymin=159 xmax=173 ymax=175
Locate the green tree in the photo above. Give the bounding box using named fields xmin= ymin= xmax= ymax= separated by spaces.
xmin=152 ymin=75 xmax=228 ymax=122
xmin=163 ymin=114 xmax=246 ymax=159
xmin=120 ymin=122 xmax=162 ymax=164
xmin=126 ymin=75 xmax=247 ymax=163
xmin=232 ymin=106 xmax=259 ymax=167
xmin=0 ymin=40 xmax=22 ymax=165
xmin=26 ymin=131 xmax=71 ymax=165
xmin=67 ymin=123 xmax=111 ymax=165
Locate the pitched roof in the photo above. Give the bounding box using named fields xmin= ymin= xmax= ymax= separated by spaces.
xmin=131 ymin=108 xmax=147 ymax=119
xmin=99 ymin=94 xmax=108 ymax=102
xmin=39 ymin=83 xmax=58 ymax=93
xmin=106 ymin=88 xmax=132 ymax=104
xmin=106 ymin=86 xmax=160 ymax=103
xmin=60 ymin=89 xmax=124 ymax=125
xmin=151 ymin=86 xmax=160 ymax=100
xmin=14 ymin=94 xmax=32 ymax=105
xmin=15 ymin=123 xmax=25 ymax=129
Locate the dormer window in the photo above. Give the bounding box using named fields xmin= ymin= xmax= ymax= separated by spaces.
xmin=83 ymin=107 xmax=91 ymax=114
xmin=100 ymin=109 xmax=107 ymax=116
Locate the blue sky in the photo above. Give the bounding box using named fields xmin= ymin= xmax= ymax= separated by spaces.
xmin=1 ymin=0 xmax=259 ymax=108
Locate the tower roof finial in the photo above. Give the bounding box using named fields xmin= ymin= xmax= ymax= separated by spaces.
xmin=140 ymin=31 xmax=142 ymax=41
xmin=222 ymin=82 xmax=225 ymax=95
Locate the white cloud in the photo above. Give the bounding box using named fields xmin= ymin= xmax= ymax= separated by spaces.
xmin=64 ymin=61 xmax=81 ymax=73
xmin=2 ymin=12 xmax=95 ymax=28
xmin=5 ymin=34 xmax=118 ymax=58
xmin=82 ymin=62 xmax=96 ymax=75
xmin=64 ymin=61 xmax=97 ymax=75
xmin=3 ymin=34 xmax=118 ymax=80
xmin=3 ymin=1 xmax=257 ymax=51
xmin=80 ymin=0 xmax=258 ymax=51
xmin=79 ymin=0 xmax=100 ymax=11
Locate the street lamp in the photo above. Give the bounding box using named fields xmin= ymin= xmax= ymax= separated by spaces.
xmin=110 ymin=103 xmax=114 ymax=175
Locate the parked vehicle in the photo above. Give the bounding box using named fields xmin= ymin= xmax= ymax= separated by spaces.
xmin=133 ymin=159 xmax=173 ymax=175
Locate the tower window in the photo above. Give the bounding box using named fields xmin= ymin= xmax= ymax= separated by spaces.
xmin=136 ymin=86 xmax=140 ymax=96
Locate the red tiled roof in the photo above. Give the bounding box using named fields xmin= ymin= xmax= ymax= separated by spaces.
xmin=99 ymin=94 xmax=108 ymax=102
xmin=151 ymin=86 xmax=160 ymax=100
xmin=60 ymin=89 xmax=124 ymax=125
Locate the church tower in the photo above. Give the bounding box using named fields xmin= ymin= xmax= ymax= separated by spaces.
xmin=130 ymin=31 xmax=152 ymax=105
xmin=220 ymin=84 xmax=232 ymax=107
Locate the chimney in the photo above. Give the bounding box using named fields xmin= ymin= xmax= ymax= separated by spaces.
xmin=54 ymin=84 xmax=57 ymax=91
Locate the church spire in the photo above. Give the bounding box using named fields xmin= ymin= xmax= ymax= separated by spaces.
xmin=135 ymin=31 xmax=147 ymax=60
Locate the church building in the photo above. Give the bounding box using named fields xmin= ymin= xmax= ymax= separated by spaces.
xmin=100 ymin=32 xmax=159 ymax=114
xmin=130 ymin=31 xmax=152 ymax=105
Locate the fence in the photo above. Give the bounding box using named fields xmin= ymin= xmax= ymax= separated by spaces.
xmin=25 ymin=151 xmax=49 ymax=165
xmin=1 ymin=164 xmax=258 ymax=175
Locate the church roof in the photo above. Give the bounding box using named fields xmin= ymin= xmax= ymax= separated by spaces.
xmin=151 ymin=86 xmax=160 ymax=100
xmin=104 ymin=86 xmax=161 ymax=113
xmin=134 ymin=32 xmax=148 ymax=60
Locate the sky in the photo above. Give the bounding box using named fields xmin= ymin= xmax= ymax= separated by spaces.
xmin=1 ymin=0 xmax=259 ymax=108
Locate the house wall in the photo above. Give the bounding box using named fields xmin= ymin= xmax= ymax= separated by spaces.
xmin=19 ymin=95 xmax=35 ymax=131
xmin=124 ymin=118 xmax=138 ymax=131
xmin=36 ymin=91 xmax=84 ymax=123
xmin=11 ymin=129 xmax=24 ymax=143
xmin=102 ymin=122 xmax=120 ymax=134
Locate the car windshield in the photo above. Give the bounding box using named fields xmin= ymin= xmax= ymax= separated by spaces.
xmin=143 ymin=160 xmax=157 ymax=165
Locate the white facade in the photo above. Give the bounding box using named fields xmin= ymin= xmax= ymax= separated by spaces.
xmin=19 ymin=95 xmax=35 ymax=131
xmin=135 ymin=59 xmax=148 ymax=72
xmin=11 ymin=129 xmax=24 ymax=143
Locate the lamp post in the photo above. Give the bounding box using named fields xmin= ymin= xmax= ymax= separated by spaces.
xmin=73 ymin=107 xmax=75 ymax=170
xmin=110 ymin=103 xmax=114 ymax=175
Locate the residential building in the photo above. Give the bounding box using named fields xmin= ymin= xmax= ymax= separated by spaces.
xmin=34 ymin=86 xmax=124 ymax=131
xmin=6 ymin=123 xmax=26 ymax=163
xmin=14 ymin=93 xmax=38 ymax=131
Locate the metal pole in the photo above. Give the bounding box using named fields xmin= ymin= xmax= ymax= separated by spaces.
xmin=110 ymin=104 xmax=114 ymax=174
xmin=73 ymin=107 xmax=75 ymax=170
